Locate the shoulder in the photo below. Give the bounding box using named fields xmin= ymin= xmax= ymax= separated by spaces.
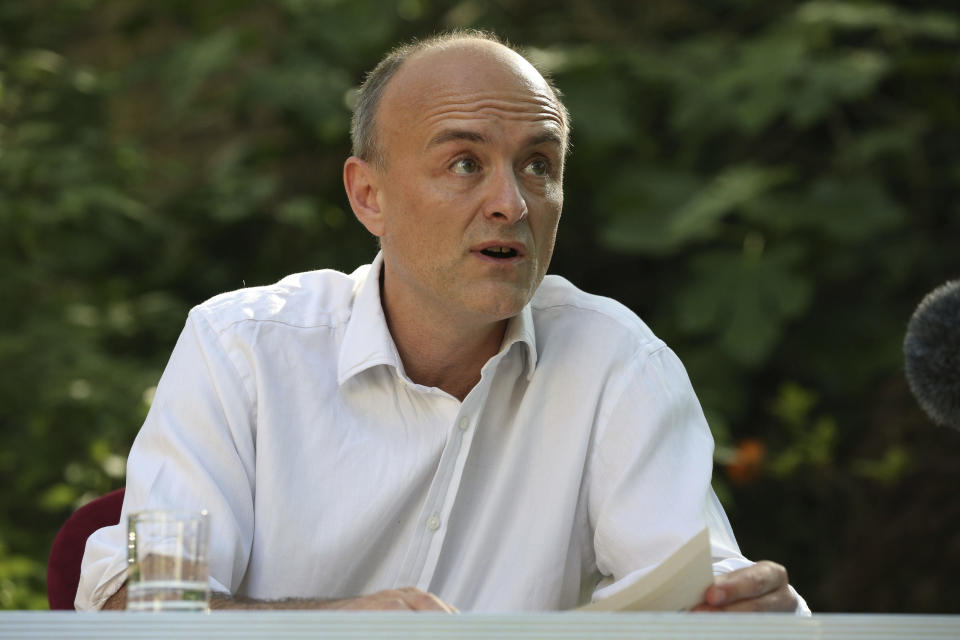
xmin=531 ymin=274 xmax=665 ymax=359
xmin=190 ymin=264 xmax=370 ymax=335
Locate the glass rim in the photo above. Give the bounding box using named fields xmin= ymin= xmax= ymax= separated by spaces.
xmin=128 ymin=509 xmax=209 ymax=522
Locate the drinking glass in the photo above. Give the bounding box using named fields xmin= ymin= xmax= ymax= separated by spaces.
xmin=126 ymin=510 xmax=210 ymax=612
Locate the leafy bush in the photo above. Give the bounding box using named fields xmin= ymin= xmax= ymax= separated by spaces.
xmin=2 ymin=0 xmax=958 ymax=611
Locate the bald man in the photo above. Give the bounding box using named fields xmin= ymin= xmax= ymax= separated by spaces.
xmin=78 ymin=32 xmax=806 ymax=614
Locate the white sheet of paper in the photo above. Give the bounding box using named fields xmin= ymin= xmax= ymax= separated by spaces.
xmin=577 ymin=527 xmax=713 ymax=612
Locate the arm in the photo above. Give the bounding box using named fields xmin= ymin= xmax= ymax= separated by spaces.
xmin=586 ymin=345 xmax=805 ymax=613
xmin=79 ymin=312 xmax=261 ymax=609
xmin=100 ymin=583 xmax=456 ymax=611
xmin=587 ymin=345 xmax=717 ymax=603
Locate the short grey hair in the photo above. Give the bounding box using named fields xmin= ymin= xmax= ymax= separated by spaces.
xmin=350 ymin=30 xmax=571 ymax=168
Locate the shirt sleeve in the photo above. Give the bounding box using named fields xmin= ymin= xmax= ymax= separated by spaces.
xmin=585 ymin=344 xmax=810 ymax=614
xmin=704 ymin=490 xmax=811 ymax=614
xmin=75 ymin=310 xmax=257 ymax=610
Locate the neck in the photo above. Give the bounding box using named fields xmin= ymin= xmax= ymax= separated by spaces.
xmin=380 ymin=273 xmax=508 ymax=402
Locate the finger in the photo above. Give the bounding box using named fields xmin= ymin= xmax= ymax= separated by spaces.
xmin=423 ymin=592 xmax=458 ymax=613
xmin=333 ymin=595 xmax=410 ymax=610
xmin=423 ymin=591 xmax=458 ymax=613
xmin=706 ymin=561 xmax=788 ymax=606
xmin=395 ymin=587 xmax=457 ymax=612
xmin=379 ymin=598 xmax=416 ymax=611
xmin=700 ymin=585 xmax=798 ymax=613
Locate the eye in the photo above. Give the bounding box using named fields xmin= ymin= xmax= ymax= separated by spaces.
xmin=451 ymin=156 xmax=480 ymax=175
xmin=523 ymin=156 xmax=551 ymax=177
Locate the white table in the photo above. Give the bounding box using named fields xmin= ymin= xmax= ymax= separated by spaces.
xmin=1 ymin=611 xmax=958 ymax=639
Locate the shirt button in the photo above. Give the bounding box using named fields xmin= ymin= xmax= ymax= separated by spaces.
xmin=426 ymin=515 xmax=441 ymax=531
xmin=458 ymin=417 xmax=470 ymax=431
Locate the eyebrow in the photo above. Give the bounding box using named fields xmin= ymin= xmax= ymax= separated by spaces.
xmin=528 ymin=131 xmax=565 ymax=149
xmin=426 ymin=129 xmax=487 ymax=148
xmin=426 ymin=129 xmax=565 ymax=151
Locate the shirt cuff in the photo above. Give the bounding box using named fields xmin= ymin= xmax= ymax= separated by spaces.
xmin=75 ymin=567 xmax=127 ymax=611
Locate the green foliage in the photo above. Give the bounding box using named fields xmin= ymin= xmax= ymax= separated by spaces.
xmin=2 ymin=0 xmax=959 ymax=612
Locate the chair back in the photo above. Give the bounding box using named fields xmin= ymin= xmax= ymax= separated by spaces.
xmin=47 ymin=488 xmax=125 ymax=610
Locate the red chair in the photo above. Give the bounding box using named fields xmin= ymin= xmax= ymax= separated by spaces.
xmin=47 ymin=488 xmax=125 ymax=610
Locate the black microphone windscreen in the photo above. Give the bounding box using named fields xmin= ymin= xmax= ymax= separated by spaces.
xmin=904 ymin=279 xmax=960 ymax=430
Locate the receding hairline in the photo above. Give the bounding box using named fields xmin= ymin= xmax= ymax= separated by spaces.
xmin=350 ymin=31 xmax=571 ymax=166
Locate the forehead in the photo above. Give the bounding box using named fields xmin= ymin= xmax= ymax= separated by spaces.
xmin=379 ymin=42 xmax=566 ymax=152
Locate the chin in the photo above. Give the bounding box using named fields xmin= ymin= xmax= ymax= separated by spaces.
xmin=464 ymin=283 xmax=533 ymax=321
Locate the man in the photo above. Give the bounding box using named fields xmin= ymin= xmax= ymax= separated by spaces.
xmin=78 ymin=31 xmax=807 ymax=613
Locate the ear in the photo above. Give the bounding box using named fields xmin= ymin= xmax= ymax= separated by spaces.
xmin=343 ymin=156 xmax=385 ymax=237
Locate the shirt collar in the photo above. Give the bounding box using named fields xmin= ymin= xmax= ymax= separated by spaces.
xmin=500 ymin=297 xmax=539 ymax=381
xmin=337 ymin=252 xmax=404 ymax=385
xmin=337 ymin=252 xmax=540 ymax=386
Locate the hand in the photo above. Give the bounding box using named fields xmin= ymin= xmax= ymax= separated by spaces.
xmin=692 ymin=561 xmax=797 ymax=612
xmin=329 ymin=586 xmax=458 ymax=612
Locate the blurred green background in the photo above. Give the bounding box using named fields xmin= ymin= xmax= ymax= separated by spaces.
xmin=2 ymin=0 xmax=959 ymax=611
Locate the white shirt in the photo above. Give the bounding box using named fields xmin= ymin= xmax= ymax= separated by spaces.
xmin=77 ymin=253 xmax=804 ymax=612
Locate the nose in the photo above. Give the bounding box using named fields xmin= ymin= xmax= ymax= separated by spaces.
xmin=483 ymin=167 xmax=528 ymax=223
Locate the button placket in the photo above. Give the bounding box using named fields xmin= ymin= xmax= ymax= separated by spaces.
xmin=414 ymin=409 xmax=482 ymax=590
xmin=395 ymin=402 xmax=474 ymax=589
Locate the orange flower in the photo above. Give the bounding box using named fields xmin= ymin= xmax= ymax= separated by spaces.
xmin=724 ymin=438 xmax=766 ymax=486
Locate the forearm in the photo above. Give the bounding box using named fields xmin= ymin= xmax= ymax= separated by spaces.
xmin=99 ymin=583 xmax=455 ymax=611
xmin=209 ymin=593 xmax=347 ymax=610
xmin=101 ymin=585 xmax=126 ymax=610
xmin=101 ymin=583 xmax=347 ymax=610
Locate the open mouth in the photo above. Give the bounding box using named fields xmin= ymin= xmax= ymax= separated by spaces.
xmin=479 ymin=246 xmax=519 ymax=259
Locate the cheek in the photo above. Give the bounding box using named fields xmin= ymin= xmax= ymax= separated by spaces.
xmin=533 ymin=200 xmax=562 ymax=262
xmin=534 ymin=195 xmax=562 ymax=237
xmin=382 ymin=199 xmax=457 ymax=260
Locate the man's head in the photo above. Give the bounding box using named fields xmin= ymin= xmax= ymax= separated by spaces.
xmin=350 ymin=31 xmax=570 ymax=168
xmin=343 ymin=32 xmax=570 ymax=329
